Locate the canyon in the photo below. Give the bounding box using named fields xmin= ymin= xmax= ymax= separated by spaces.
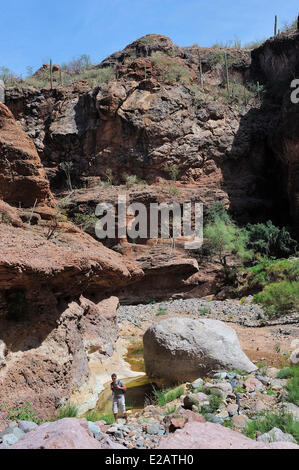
xmin=0 ymin=29 xmax=298 ymax=448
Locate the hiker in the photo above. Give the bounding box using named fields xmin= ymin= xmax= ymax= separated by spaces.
xmin=110 ymin=373 xmax=128 ymax=422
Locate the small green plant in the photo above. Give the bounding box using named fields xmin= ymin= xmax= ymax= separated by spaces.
xmin=58 ymin=404 xmax=78 ymax=419
xmin=209 ymin=392 xmax=222 ymax=412
xmin=198 ymin=306 xmax=211 ymax=315
xmin=156 ymin=308 xmax=167 ymax=316
xmin=105 ymin=168 xmax=114 ymax=185
xmin=254 ymin=282 xmax=299 ymax=318
xmin=152 ymin=385 xmax=185 ymax=407
xmin=277 ymin=366 xmax=298 ymax=379
xmin=97 ymin=413 xmax=115 ymax=424
xmin=6 ymin=403 xmax=40 ymax=423
xmin=165 ymin=405 xmax=177 ymax=415
xmin=59 ymin=161 xmax=74 ymax=192
xmin=164 ymin=163 xmax=180 ymax=182
xmin=285 ymin=368 xmax=299 ymax=406
xmin=125 ymin=174 xmax=146 ymax=188
xmin=244 ymin=410 xmax=299 ymax=444
xmin=168 ymin=185 xmax=180 ymax=196
xmin=84 ymin=410 xmax=102 ymax=422
xmin=72 ymin=212 xmax=98 ymax=232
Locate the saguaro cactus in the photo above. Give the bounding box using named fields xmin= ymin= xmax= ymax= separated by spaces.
xmin=224 ymin=52 xmax=230 ymax=95
xmin=274 ymin=15 xmax=278 ymax=36
xmin=198 ymin=52 xmax=203 ymax=88
xmin=49 ymin=59 xmax=53 ymax=90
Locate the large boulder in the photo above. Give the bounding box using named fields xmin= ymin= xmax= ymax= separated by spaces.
xmin=9 ymin=418 xmax=103 ymax=449
xmin=143 ymin=318 xmax=256 ymax=383
xmin=157 ymin=421 xmax=299 ymax=449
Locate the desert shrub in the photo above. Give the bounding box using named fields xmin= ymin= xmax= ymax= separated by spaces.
xmin=209 ymin=392 xmax=222 ymax=412
xmin=125 ymin=174 xmax=146 ymax=188
xmin=253 ymin=280 xmax=299 ymax=317
xmin=164 ymin=163 xmax=179 ymax=181
xmin=58 ymin=404 xmax=78 ymax=418
xmin=204 ymin=220 xmax=252 ymax=273
xmin=206 ymin=202 xmax=231 ymax=225
xmin=281 ymin=18 xmax=298 ymax=33
xmin=61 ymin=54 xmax=93 ymax=74
xmin=97 ymin=413 xmax=115 ymax=424
xmin=84 ymin=410 xmax=102 ymax=422
xmin=0 ymin=66 xmax=20 ymax=87
xmin=1 ymin=403 xmax=40 ymax=423
xmin=151 ymin=52 xmax=191 ymax=85
xmin=245 ymin=221 xmax=297 ymax=258
xmin=244 ymin=410 xmax=299 ymax=443
xmin=277 ymin=366 xmax=298 ymax=379
xmin=71 ymin=66 xmax=115 ymax=86
xmin=165 ymin=405 xmax=177 ymax=415
xmin=152 ymin=385 xmax=185 ymax=406
xmin=284 ymin=367 xmax=299 ymax=406
xmin=244 ymin=39 xmax=266 ymax=49
xmin=72 ymin=212 xmax=98 ymax=232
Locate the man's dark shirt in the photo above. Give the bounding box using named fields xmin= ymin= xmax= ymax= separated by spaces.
xmin=111 ymin=379 xmax=125 ymax=396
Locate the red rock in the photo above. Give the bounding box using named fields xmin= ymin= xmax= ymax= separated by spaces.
xmin=0 ymin=103 xmax=54 ymax=209
xmin=9 ymin=418 xmax=102 ymax=449
xmin=244 ymin=377 xmax=264 ymax=392
xmin=157 ymin=422 xmax=299 ymax=449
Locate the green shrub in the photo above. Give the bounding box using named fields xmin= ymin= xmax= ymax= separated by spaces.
xmin=244 ymin=410 xmax=299 ymax=444
xmin=253 ymin=280 xmax=299 ymax=317
xmin=165 ymin=405 xmax=177 ymax=415
xmin=198 ymin=306 xmax=211 ymax=315
xmin=152 ymin=385 xmax=185 ymax=406
xmin=277 ymin=366 xmax=298 ymax=379
xmin=286 ymin=368 xmax=299 ymax=406
xmin=84 ymin=410 xmax=102 ymax=422
xmin=204 ymin=220 xmax=253 ymax=274
xmin=58 ymin=404 xmax=78 ymax=419
xmin=209 ymin=393 xmax=222 ymax=412
xmin=3 ymin=403 xmax=40 ymax=423
xmin=72 ymin=212 xmax=98 ymax=231
xmin=97 ymin=413 xmax=115 ymax=424
xmin=151 ymin=52 xmax=192 ymax=85
xmin=245 ymin=221 xmax=297 ymax=258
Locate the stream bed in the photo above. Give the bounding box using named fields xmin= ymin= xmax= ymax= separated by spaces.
xmin=95 ymin=340 xmax=159 ymax=415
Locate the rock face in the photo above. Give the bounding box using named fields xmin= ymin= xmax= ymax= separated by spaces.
xmin=157 ymin=421 xmax=299 ymax=449
xmin=143 ymin=317 xmax=257 ymax=383
xmin=0 ymin=296 xmax=120 ymax=419
xmin=0 ymin=103 xmax=143 ymax=419
xmin=5 ymin=35 xmax=285 ymax=227
xmin=251 ymin=31 xmax=299 ymax=234
xmin=0 ymin=103 xmax=54 ymax=208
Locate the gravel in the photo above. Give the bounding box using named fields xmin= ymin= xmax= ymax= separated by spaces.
xmin=118 ymin=298 xmax=299 ymax=327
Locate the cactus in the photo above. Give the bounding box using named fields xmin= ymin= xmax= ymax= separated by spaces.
xmin=59 ymin=68 xmax=62 ymax=86
xmin=50 ymin=59 xmax=53 ymax=90
xmin=144 ymin=64 xmax=147 ymax=80
xmin=198 ymin=52 xmax=203 ymax=88
xmin=224 ymin=52 xmax=230 ymax=95
xmin=274 ymin=15 xmax=278 ymax=36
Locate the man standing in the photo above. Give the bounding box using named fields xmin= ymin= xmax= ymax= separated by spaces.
xmin=110 ymin=373 xmax=128 ymax=422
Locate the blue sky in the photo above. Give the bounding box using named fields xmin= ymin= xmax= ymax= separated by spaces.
xmin=1 ymin=0 xmax=298 ymax=76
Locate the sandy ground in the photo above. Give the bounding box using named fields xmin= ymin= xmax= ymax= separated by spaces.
xmin=120 ymin=312 xmax=299 ymax=367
